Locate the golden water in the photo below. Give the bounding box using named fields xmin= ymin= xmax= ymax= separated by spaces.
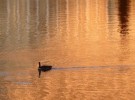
xmin=1 ymin=0 xmax=135 ymax=100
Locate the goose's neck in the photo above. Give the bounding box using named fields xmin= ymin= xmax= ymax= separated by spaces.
xmin=39 ymin=62 xmax=41 ymax=67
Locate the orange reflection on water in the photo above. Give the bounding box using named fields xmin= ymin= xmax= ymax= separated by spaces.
xmin=1 ymin=0 xmax=135 ymax=100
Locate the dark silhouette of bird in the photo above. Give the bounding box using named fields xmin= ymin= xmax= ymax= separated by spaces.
xmin=38 ymin=62 xmax=52 ymax=78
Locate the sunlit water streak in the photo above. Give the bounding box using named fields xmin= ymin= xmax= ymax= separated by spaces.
xmin=1 ymin=0 xmax=135 ymax=100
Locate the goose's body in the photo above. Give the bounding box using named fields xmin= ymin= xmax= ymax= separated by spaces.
xmin=38 ymin=62 xmax=52 ymax=78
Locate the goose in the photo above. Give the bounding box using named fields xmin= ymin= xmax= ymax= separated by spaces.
xmin=38 ymin=62 xmax=52 ymax=78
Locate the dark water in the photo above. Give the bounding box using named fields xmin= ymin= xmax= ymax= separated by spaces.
xmin=1 ymin=0 xmax=135 ymax=100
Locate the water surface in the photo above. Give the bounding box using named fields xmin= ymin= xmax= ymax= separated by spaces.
xmin=1 ymin=0 xmax=135 ymax=100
